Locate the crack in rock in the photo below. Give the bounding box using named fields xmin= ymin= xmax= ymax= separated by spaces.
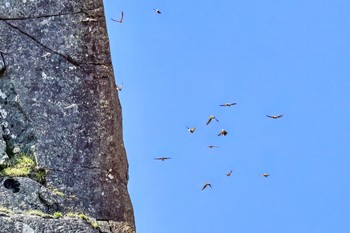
xmin=4 ymin=20 xmax=88 ymax=75
xmin=0 ymin=52 xmax=6 ymax=77
xmin=0 ymin=6 xmax=103 ymax=21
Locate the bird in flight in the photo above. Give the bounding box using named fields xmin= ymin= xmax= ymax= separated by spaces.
xmin=220 ymin=103 xmax=236 ymax=107
xmin=201 ymin=182 xmax=212 ymax=191
xmin=207 ymin=145 xmax=219 ymax=148
xmin=153 ymin=9 xmax=161 ymax=14
xmin=154 ymin=157 xmax=171 ymax=161
xmin=187 ymin=127 xmax=196 ymax=133
xmin=111 ymin=11 xmax=124 ymax=23
xmin=261 ymin=173 xmax=270 ymax=177
xmin=218 ymin=129 xmax=228 ymax=136
xmin=116 ymin=83 xmax=123 ymax=91
xmin=226 ymin=170 xmax=233 ymax=176
xmin=266 ymin=114 xmax=283 ymax=119
xmin=206 ymin=115 xmax=219 ymax=125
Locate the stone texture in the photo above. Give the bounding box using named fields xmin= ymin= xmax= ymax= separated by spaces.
xmin=0 ymin=0 xmax=135 ymax=232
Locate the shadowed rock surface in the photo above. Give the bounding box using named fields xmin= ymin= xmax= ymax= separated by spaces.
xmin=0 ymin=0 xmax=135 ymax=232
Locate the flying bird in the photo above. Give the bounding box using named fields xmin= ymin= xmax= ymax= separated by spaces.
xmin=187 ymin=127 xmax=196 ymax=133
xmin=261 ymin=173 xmax=270 ymax=177
xmin=111 ymin=11 xmax=124 ymax=23
xmin=220 ymin=103 xmax=236 ymax=107
xmin=218 ymin=129 xmax=228 ymax=136
xmin=201 ymin=182 xmax=212 ymax=191
xmin=153 ymin=9 xmax=161 ymax=14
xmin=206 ymin=115 xmax=219 ymax=125
xmin=154 ymin=157 xmax=171 ymax=161
xmin=226 ymin=170 xmax=233 ymax=176
xmin=207 ymin=145 xmax=219 ymax=148
xmin=116 ymin=83 xmax=123 ymax=91
xmin=266 ymin=114 xmax=283 ymax=119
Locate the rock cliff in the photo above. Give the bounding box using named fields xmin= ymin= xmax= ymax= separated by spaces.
xmin=0 ymin=0 xmax=135 ymax=232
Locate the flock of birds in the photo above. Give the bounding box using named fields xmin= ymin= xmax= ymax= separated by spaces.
xmin=153 ymin=102 xmax=283 ymax=191
xmin=111 ymin=9 xmax=284 ymax=191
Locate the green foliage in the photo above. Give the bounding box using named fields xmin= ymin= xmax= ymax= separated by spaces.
xmin=25 ymin=210 xmax=53 ymax=218
xmin=0 ymin=207 xmax=14 ymax=214
xmin=65 ymin=212 xmax=99 ymax=229
xmin=0 ymin=153 xmax=35 ymax=177
xmin=34 ymin=168 xmax=47 ymax=183
xmin=53 ymin=212 xmax=63 ymax=218
xmin=0 ymin=153 xmax=47 ymax=183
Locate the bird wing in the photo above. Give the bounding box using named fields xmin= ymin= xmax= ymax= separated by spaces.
xmin=215 ymin=118 xmax=219 ymax=122
xmin=111 ymin=18 xmax=119 ymax=22
xmin=206 ymin=118 xmax=212 ymax=125
xmin=218 ymin=132 xmax=222 ymax=136
xmin=120 ymin=11 xmax=124 ymax=21
xmin=277 ymin=115 xmax=283 ymax=118
xmin=266 ymin=115 xmax=273 ymax=118
xmin=201 ymin=184 xmax=207 ymax=191
xmin=208 ymin=184 xmax=212 ymax=188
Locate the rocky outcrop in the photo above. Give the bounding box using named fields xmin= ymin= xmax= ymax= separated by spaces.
xmin=0 ymin=0 xmax=135 ymax=232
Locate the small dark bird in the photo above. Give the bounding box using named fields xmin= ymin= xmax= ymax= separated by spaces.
xmin=206 ymin=115 xmax=219 ymax=125
xmin=187 ymin=127 xmax=196 ymax=133
xmin=154 ymin=157 xmax=171 ymax=161
xmin=116 ymin=83 xmax=123 ymax=91
xmin=154 ymin=9 xmax=161 ymax=14
xmin=226 ymin=170 xmax=233 ymax=176
xmin=218 ymin=129 xmax=228 ymax=136
xmin=111 ymin=11 xmax=124 ymax=23
xmin=266 ymin=114 xmax=283 ymax=119
xmin=220 ymin=103 xmax=237 ymax=107
xmin=261 ymin=173 xmax=270 ymax=177
xmin=207 ymin=145 xmax=219 ymax=148
xmin=201 ymin=182 xmax=212 ymax=191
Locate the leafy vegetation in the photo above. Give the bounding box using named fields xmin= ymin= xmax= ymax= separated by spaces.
xmin=0 ymin=153 xmax=46 ymax=183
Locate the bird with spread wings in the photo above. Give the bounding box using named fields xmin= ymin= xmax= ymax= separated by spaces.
xmin=111 ymin=11 xmax=124 ymax=23
xmin=201 ymin=182 xmax=212 ymax=191
xmin=266 ymin=114 xmax=283 ymax=119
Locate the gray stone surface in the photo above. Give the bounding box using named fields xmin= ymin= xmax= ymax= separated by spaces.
xmin=0 ymin=0 xmax=135 ymax=232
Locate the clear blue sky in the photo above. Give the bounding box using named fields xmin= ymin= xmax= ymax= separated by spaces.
xmin=103 ymin=1 xmax=350 ymax=232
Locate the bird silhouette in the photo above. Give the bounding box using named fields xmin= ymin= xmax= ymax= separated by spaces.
xmin=153 ymin=9 xmax=161 ymax=14
xmin=186 ymin=127 xmax=196 ymax=133
xmin=206 ymin=115 xmax=219 ymax=125
xmin=226 ymin=170 xmax=233 ymax=176
xmin=116 ymin=83 xmax=123 ymax=91
xmin=201 ymin=182 xmax=212 ymax=191
xmin=220 ymin=103 xmax=236 ymax=107
xmin=218 ymin=129 xmax=228 ymax=136
xmin=207 ymin=145 xmax=219 ymax=148
xmin=154 ymin=157 xmax=171 ymax=161
xmin=266 ymin=114 xmax=283 ymax=119
xmin=261 ymin=173 xmax=270 ymax=177
xmin=111 ymin=11 xmax=124 ymax=23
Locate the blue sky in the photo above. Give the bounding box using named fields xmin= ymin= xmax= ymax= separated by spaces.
xmin=103 ymin=1 xmax=350 ymax=232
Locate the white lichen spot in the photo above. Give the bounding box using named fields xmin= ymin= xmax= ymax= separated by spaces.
xmin=101 ymin=192 xmax=104 ymax=196
xmin=0 ymin=108 xmax=7 ymax=119
xmin=10 ymin=134 xmax=17 ymax=139
xmin=68 ymin=66 xmax=76 ymax=71
xmin=13 ymin=146 xmax=21 ymax=154
xmin=1 ymin=121 xmax=8 ymax=128
xmin=22 ymin=0 xmax=27 ymax=3
xmin=22 ymin=223 xmax=35 ymax=233
xmin=5 ymin=2 xmax=10 ymax=7
xmin=4 ymin=129 xmax=10 ymax=135
xmin=107 ymin=174 xmax=114 ymax=180
xmin=41 ymin=72 xmax=54 ymax=80
xmin=0 ymin=90 xmax=7 ymax=99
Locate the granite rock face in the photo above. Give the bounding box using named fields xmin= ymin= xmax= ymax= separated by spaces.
xmin=0 ymin=0 xmax=135 ymax=232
